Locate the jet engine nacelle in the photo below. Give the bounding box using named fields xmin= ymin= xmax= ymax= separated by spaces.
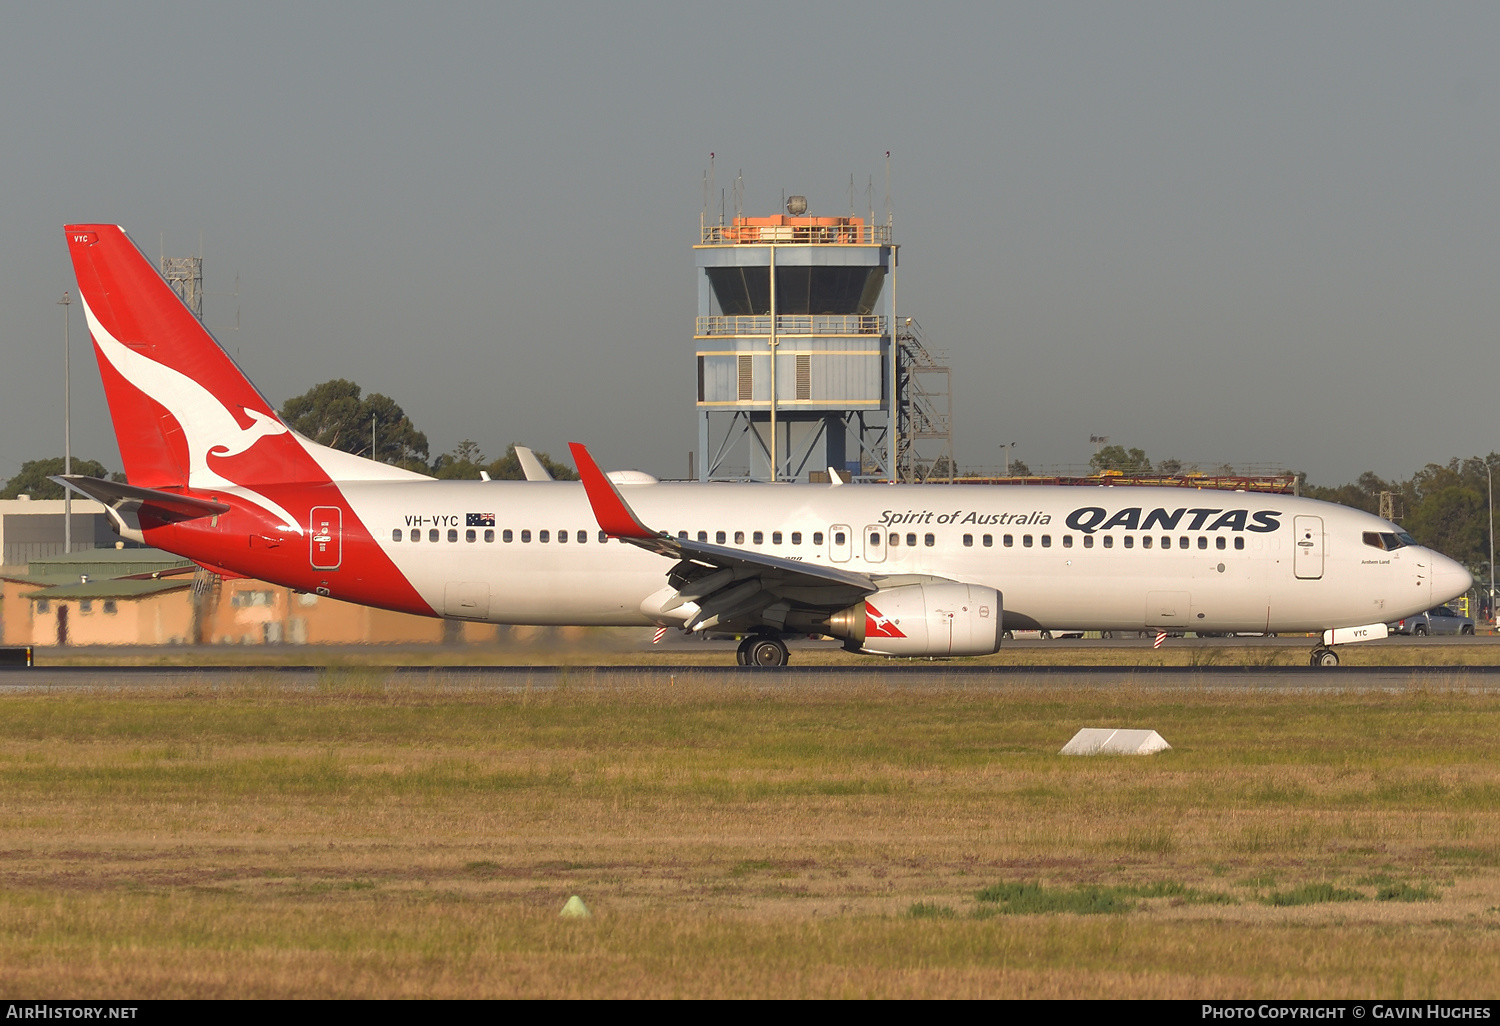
xmin=826 ymin=582 xmax=1003 ymax=657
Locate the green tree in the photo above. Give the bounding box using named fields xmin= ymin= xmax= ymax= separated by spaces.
xmin=432 ymin=440 xmax=488 ymax=480
xmin=1 ymin=457 xmax=112 ymax=499
xmin=1089 ymin=445 xmax=1152 ymax=475
xmin=279 ymin=379 xmax=429 ymax=472
xmin=1302 ymin=470 xmax=1403 ymax=516
xmin=1299 ymin=456 xmax=1500 ymax=565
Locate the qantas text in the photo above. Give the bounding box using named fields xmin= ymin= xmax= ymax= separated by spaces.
xmin=1066 ymin=507 xmax=1282 ymax=534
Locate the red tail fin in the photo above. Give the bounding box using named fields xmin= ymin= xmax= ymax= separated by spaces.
xmin=65 ymin=225 xmax=328 ymax=492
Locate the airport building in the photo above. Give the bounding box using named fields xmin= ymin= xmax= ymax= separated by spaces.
xmin=694 ymin=199 xmax=896 ymax=481
xmin=0 ymin=549 xmax=500 ymax=648
xmin=693 ymin=189 xmax=954 ymax=483
xmin=0 ymin=497 xmax=127 ymax=565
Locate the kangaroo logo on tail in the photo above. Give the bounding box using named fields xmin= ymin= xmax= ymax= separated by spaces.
xmin=81 ymin=294 xmax=303 ymax=533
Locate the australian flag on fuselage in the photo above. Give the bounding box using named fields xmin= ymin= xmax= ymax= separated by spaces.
xmin=466 ymin=512 xmax=496 ymax=527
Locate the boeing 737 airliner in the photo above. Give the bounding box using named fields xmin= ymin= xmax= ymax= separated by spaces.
xmin=56 ymin=225 xmax=1471 ymax=667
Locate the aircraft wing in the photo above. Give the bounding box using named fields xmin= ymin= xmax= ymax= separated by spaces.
xmin=569 ymin=443 xmax=875 ymax=631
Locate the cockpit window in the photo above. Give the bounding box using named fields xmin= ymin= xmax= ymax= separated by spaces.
xmin=1363 ymin=531 xmax=1410 ymax=551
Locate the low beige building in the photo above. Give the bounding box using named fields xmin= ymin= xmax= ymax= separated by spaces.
xmin=2 ymin=549 xmax=496 ymax=647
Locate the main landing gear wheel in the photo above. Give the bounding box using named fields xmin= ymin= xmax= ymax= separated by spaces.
xmin=1310 ymin=648 xmax=1340 ymax=668
xmin=738 ymin=635 xmax=789 ymax=667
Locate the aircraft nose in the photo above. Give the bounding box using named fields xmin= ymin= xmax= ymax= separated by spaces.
xmin=1430 ymin=552 xmax=1474 ymax=605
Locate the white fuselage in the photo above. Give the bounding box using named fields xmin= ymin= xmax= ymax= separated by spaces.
xmin=338 ymin=480 xmax=1467 ymax=634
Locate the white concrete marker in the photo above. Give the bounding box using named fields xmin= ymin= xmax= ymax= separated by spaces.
xmin=1060 ymin=727 xmax=1171 ymax=756
xmin=560 ymin=894 xmax=592 ymax=918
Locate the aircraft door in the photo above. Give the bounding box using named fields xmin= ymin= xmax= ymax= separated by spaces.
xmin=1293 ymin=515 xmax=1324 ymax=580
xmin=862 ymin=525 xmax=886 ymax=563
xmin=310 ymin=506 xmax=342 ymax=570
xmin=830 ymin=524 xmax=852 ymax=563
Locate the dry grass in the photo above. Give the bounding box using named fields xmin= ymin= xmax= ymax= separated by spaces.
xmin=2 ymin=678 xmax=1499 ymax=997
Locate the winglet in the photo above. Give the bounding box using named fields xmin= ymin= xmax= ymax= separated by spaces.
xmin=514 ymin=445 xmax=554 ymax=482
xmin=568 ymin=443 xmax=656 ymax=539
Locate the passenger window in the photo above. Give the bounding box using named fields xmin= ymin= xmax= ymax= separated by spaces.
xmin=1083 ymin=535 xmax=1094 ymax=549
xmin=754 ymin=531 xmax=764 ymax=544
xmin=1235 ymin=537 xmax=1245 ymax=550
xmin=1023 ymin=535 xmax=1033 ymax=548
xmin=906 ymin=533 xmax=917 ymax=547
xmin=1041 ymin=535 xmax=1051 ymax=548
xmin=577 ymin=530 xmax=586 ymax=543
xmin=735 ymin=531 xmax=746 ymax=544
xmin=834 ymin=531 xmax=846 ymax=545
xmin=504 ymin=529 xmax=514 ymax=543
xmin=1161 ymin=537 xmax=1171 ymax=549
xmin=1216 ymin=537 xmax=1226 ymax=550
xmin=539 ymin=530 xmax=550 ymax=543
xmin=1179 ymin=536 xmax=1189 ymax=549
xmin=558 ymin=530 xmax=568 ymax=543
xmin=924 ymin=533 xmax=935 ymax=547
xmin=983 ymin=534 xmax=993 ymax=547
xmin=1124 ymin=536 xmax=1134 ymax=549
xmin=772 ymin=532 xmax=783 ymax=545
xmin=521 ymin=530 xmax=531 ymax=543
xmin=792 ymin=532 xmax=802 ymax=545
xmin=466 ymin=529 xmax=476 ymax=543
xmin=448 ymin=528 xmax=458 ymax=542
xmin=1103 ymin=536 xmax=1113 ymax=548
xmin=1142 ymin=536 xmax=1152 ymax=549
xmin=485 ymin=529 xmax=495 ymax=543
xmin=599 ymin=531 xmax=608 ymax=543
xmin=1004 ymin=535 xmax=1014 ymax=547
xmin=392 ymin=529 xmax=402 ymax=542
xmin=1197 ymin=537 xmax=1207 ymax=550
xmin=411 ymin=530 xmax=420 ymax=543
xmin=1062 ymin=536 xmax=1072 ymax=548
xmin=812 ymin=532 xmax=823 ymax=545
xmin=963 ymin=534 xmax=973 ymax=547
xmin=697 ymin=531 xmax=707 ymax=543
xmin=871 ymin=532 xmax=882 ymax=546
xmin=678 ymin=531 xmax=688 ymax=540
xmin=716 ymin=531 xmax=726 ymax=544
xmin=429 ymin=529 xmax=439 ymax=543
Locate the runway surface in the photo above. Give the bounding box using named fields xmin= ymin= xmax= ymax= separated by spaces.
xmin=4 ymin=663 xmax=1500 ymax=692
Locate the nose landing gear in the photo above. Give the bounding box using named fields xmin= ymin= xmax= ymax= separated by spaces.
xmin=1309 ymin=647 xmax=1340 ymax=668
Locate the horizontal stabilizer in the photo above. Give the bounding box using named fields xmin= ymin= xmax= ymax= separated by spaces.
xmin=51 ymin=475 xmax=230 ymax=522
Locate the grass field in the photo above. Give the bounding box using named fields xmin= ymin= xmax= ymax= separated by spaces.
xmin=2 ymin=674 xmax=1499 ymax=997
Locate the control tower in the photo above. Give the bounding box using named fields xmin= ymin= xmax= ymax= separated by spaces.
xmin=695 ymin=196 xmax=896 ymax=481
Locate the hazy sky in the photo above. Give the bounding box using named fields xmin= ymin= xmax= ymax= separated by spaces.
xmin=3 ymin=2 xmax=1497 ymax=485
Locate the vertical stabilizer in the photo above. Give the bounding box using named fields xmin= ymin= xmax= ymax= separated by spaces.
xmin=64 ymin=225 xmax=329 ymax=493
